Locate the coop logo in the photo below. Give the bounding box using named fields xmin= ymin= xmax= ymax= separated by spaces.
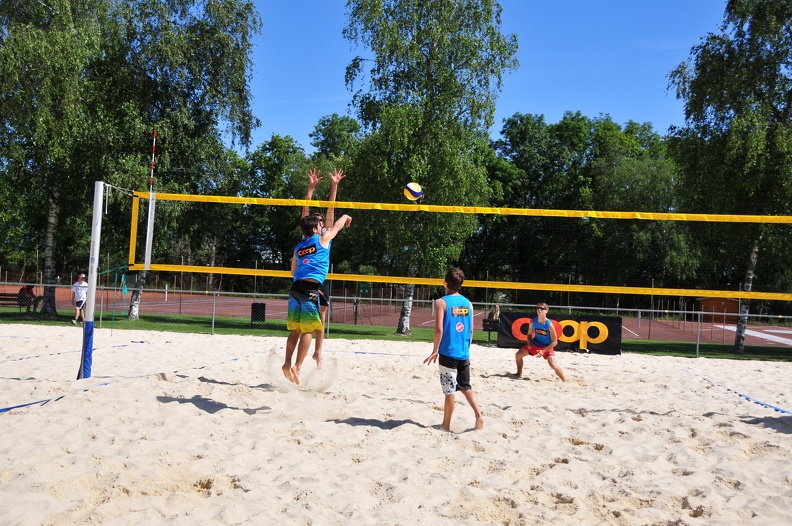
xmin=510 ymin=317 xmax=609 ymax=349
xmin=296 ymin=245 xmax=316 ymax=258
xmin=451 ymin=306 xmax=470 ymax=316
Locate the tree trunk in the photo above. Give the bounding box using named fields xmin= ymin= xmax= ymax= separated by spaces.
xmin=127 ymin=270 xmax=147 ymax=320
xmin=395 ymin=284 xmax=414 ymax=335
xmin=733 ymin=230 xmax=762 ymax=354
xmin=39 ymin=188 xmax=61 ymax=317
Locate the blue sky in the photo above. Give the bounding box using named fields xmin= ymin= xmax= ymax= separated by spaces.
xmin=247 ymin=1 xmax=727 ymax=153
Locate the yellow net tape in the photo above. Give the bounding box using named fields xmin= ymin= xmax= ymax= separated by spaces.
xmin=132 ymin=192 xmax=792 ymax=223
xmin=128 ymin=192 xmax=792 ymax=300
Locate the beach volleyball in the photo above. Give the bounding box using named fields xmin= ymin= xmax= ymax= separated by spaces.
xmin=404 ymin=182 xmax=423 ymax=201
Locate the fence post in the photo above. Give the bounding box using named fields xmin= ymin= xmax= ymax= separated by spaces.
xmin=211 ymin=291 xmax=217 ymax=335
xmin=696 ymin=310 xmax=702 ymax=358
xmin=326 ymin=294 xmax=331 ymax=339
xmin=722 ymin=309 xmax=727 ymax=343
xmin=99 ymin=287 xmax=104 ymax=329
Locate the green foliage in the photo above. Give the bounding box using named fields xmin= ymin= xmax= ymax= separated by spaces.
xmin=666 ymin=0 xmax=792 ymax=347
xmin=667 ymin=0 xmax=792 ymax=299
xmin=0 ymin=0 xmax=261 ymax=298
xmin=345 ymin=0 xmax=518 ymax=131
xmin=341 ymin=0 xmax=517 ymax=282
xmin=471 ymin=110 xmax=697 ymax=302
xmin=309 ymin=114 xmax=362 ymax=160
xmin=244 ymin=135 xmax=309 ymax=270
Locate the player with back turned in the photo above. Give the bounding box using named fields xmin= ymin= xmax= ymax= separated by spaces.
xmin=301 ymin=167 xmax=345 ymax=369
xmin=282 ymin=210 xmax=351 ymax=385
xmin=423 ymin=267 xmax=484 ymax=432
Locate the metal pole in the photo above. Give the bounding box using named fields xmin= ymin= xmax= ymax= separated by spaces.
xmin=211 ymin=291 xmax=217 ymax=335
xmin=696 ymin=310 xmax=702 ymax=357
xmin=77 ymin=181 xmax=104 ymax=380
xmin=143 ymin=130 xmax=157 ymax=271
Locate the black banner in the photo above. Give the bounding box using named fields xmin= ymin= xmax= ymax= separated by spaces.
xmin=494 ymin=311 xmax=622 ymax=355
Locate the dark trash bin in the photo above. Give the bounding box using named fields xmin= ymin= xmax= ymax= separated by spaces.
xmin=251 ymin=302 xmax=266 ymax=323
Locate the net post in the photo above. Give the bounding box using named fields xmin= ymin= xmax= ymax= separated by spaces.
xmin=78 ymin=181 xmax=104 ymax=380
xmin=144 ymin=191 xmax=156 ymax=270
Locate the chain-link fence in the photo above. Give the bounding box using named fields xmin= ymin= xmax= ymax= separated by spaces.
xmin=1 ymin=281 xmax=790 ymax=361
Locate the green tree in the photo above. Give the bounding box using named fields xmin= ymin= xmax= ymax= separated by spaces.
xmin=244 ymin=134 xmax=310 ymax=286
xmin=0 ymin=0 xmax=261 ymax=318
xmin=342 ymin=0 xmax=518 ymax=333
xmin=480 ymin=112 xmax=696 ymax=308
xmin=668 ymin=0 xmax=792 ymax=352
xmin=0 ymin=0 xmax=103 ymax=313
xmin=588 ymin=122 xmax=697 ymax=294
xmin=309 ymin=113 xmax=362 ymax=160
xmin=487 ymin=112 xmax=596 ymax=302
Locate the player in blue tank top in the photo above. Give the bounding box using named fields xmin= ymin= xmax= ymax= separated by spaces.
xmin=299 ymin=168 xmax=346 ymax=369
xmin=282 ymin=212 xmax=352 ymax=385
xmin=423 ymin=268 xmax=484 ymax=432
xmin=515 ymin=302 xmax=566 ymax=381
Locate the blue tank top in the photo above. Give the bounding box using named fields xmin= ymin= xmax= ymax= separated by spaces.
xmin=532 ymin=318 xmax=552 ymax=347
xmin=439 ymin=294 xmax=473 ymax=360
xmin=293 ymin=234 xmax=331 ymax=283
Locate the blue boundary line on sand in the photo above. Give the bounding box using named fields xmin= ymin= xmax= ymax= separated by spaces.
xmin=0 ymin=358 xmax=246 ymax=415
xmin=0 ymin=347 xmax=268 ymax=415
xmin=704 ymin=378 xmax=791 ymax=415
xmin=0 ymin=343 xmax=145 ymax=366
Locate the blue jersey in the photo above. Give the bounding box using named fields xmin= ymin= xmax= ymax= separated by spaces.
xmin=293 ymin=234 xmax=331 ymax=283
xmin=532 ymin=318 xmax=552 ymax=347
xmin=438 ymin=294 xmax=473 ymax=360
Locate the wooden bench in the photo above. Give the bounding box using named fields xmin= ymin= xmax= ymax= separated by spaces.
xmin=0 ymin=292 xmax=23 ymax=312
xmin=482 ymin=317 xmax=500 ymax=342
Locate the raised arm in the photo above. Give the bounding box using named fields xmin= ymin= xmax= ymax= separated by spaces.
xmin=301 ymin=168 xmax=322 ymax=219
xmin=319 ymin=214 xmax=351 ymax=246
xmin=324 ymin=168 xmax=345 ymax=228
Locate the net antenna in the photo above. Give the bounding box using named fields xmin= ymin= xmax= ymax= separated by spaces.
xmin=144 ymin=129 xmax=157 ymax=271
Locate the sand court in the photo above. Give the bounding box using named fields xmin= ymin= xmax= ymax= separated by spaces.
xmin=1 ymin=323 xmax=790 ymax=524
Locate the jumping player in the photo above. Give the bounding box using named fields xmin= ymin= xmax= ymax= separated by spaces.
xmin=515 ymin=302 xmax=566 ymax=381
xmin=423 ymin=268 xmax=484 ymax=432
xmin=301 ymin=167 xmax=345 ymax=368
xmin=283 ymin=212 xmax=351 ymax=385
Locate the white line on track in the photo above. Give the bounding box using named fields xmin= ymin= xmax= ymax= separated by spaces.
xmin=714 ymin=325 xmax=792 ymax=345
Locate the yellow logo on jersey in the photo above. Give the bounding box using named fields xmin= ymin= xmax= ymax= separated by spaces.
xmin=451 ymin=306 xmax=470 ymax=316
xmin=296 ymin=245 xmax=316 ymax=258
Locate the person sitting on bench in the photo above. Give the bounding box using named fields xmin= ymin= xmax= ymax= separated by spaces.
xmin=18 ymin=285 xmax=43 ymax=313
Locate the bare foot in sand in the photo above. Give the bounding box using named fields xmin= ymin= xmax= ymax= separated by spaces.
xmin=474 ymin=417 xmax=484 ymax=431
xmin=282 ymin=365 xmax=296 ymax=384
xmin=312 ymin=351 xmax=322 ymax=370
xmin=290 ymin=366 xmax=300 ymax=385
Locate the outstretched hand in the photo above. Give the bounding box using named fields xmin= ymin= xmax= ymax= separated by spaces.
xmin=330 ymin=168 xmax=345 ymax=185
xmin=308 ymin=168 xmax=322 ymax=188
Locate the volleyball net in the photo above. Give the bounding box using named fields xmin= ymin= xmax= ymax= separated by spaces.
xmin=125 ymin=190 xmax=792 ymax=303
